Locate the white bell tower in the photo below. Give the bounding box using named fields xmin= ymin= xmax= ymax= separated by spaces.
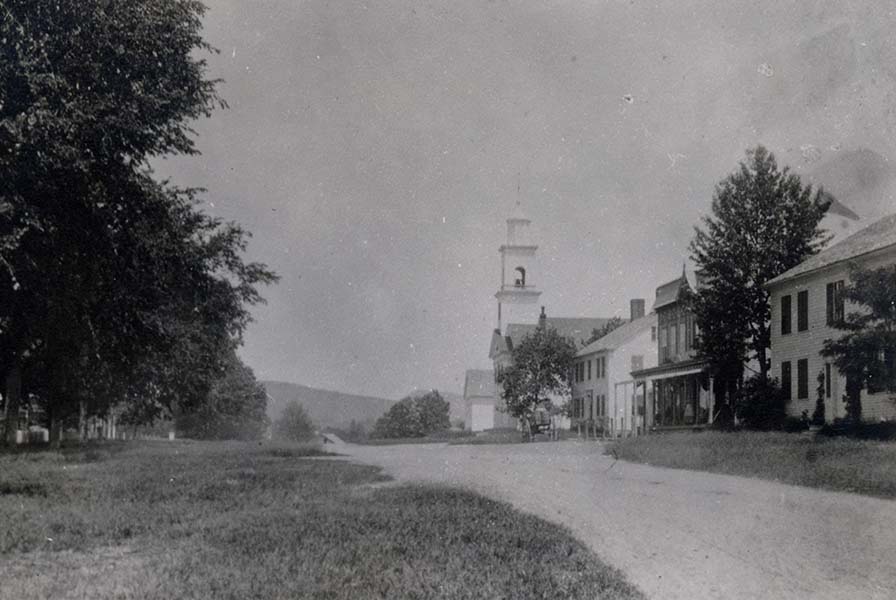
xmin=495 ymin=217 xmax=542 ymax=330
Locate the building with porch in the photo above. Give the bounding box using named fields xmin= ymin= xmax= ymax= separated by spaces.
xmin=571 ymin=299 xmax=657 ymax=437
xmin=631 ymin=270 xmax=715 ymax=431
xmin=766 ymin=213 xmax=896 ymax=422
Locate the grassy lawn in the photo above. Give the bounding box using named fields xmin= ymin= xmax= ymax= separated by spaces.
xmin=1 ymin=440 xmax=642 ymax=599
xmin=609 ymin=431 xmax=896 ymax=499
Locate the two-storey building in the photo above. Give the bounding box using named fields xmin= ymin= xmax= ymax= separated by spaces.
xmin=571 ymin=299 xmax=657 ymax=436
xmin=631 ymin=270 xmax=715 ymax=430
xmin=766 ymin=213 xmax=896 ymax=422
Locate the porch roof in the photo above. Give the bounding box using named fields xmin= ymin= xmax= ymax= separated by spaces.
xmin=631 ymin=358 xmax=707 ymax=381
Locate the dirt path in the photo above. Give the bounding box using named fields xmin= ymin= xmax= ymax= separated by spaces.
xmin=339 ymin=440 xmax=896 ymax=600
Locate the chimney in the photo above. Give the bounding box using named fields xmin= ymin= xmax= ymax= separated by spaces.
xmin=630 ymin=298 xmax=645 ymax=321
xmin=538 ymin=306 xmax=547 ymax=328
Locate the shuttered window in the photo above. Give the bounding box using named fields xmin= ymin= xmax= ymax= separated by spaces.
xmin=781 ymin=295 xmax=792 ymax=335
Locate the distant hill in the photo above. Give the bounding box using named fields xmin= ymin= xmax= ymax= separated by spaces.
xmin=262 ymin=381 xmax=395 ymax=430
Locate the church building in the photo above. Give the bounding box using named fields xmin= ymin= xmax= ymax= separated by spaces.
xmin=464 ymin=215 xmax=613 ymax=432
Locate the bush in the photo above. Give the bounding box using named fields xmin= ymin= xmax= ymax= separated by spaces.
xmin=272 ymin=401 xmax=316 ymax=442
xmin=782 ymin=415 xmax=809 ymax=433
xmin=735 ymin=376 xmax=787 ymax=430
xmin=819 ymin=418 xmax=896 ymax=441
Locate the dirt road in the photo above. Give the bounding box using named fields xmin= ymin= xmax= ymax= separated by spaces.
xmin=340 ymin=440 xmax=896 ymax=600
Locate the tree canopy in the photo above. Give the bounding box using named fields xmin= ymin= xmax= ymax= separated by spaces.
xmin=273 ymin=400 xmax=316 ymax=442
xmin=689 ymin=146 xmax=830 ymax=412
xmin=822 ymin=264 xmax=896 ymax=422
xmin=496 ymin=325 xmax=576 ymax=435
xmin=0 ymin=1 xmax=277 ymax=443
xmin=371 ymin=391 xmax=451 ymax=439
xmin=582 ymin=317 xmax=626 ymax=347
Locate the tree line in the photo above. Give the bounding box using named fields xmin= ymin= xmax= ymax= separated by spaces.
xmin=0 ymin=1 xmax=277 ymax=444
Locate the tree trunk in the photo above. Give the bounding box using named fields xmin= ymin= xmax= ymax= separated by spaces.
xmin=48 ymin=407 xmax=62 ymax=449
xmin=3 ymin=362 xmax=22 ymax=445
xmin=79 ymin=399 xmax=88 ymax=443
xmin=758 ymin=346 xmax=769 ymax=382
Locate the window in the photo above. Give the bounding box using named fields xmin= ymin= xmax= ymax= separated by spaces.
xmin=600 ymin=357 xmax=606 ymax=378
xmin=781 ymin=361 xmax=792 ymax=400
xmin=600 ymin=395 xmax=606 ymax=417
xmin=679 ymin=323 xmax=686 ymax=353
xmin=587 ymin=360 xmax=592 ymax=381
xmin=781 ymin=294 xmax=792 ymax=335
xmin=514 ymin=266 xmax=526 ymax=287
xmin=631 ymin=354 xmax=644 ymax=372
xmin=797 ymin=290 xmax=808 ymax=332
xmin=797 ymin=359 xmax=809 ymax=400
xmin=673 ymin=322 xmax=679 ymax=354
xmin=826 ymin=281 xmax=844 ymax=326
xmin=825 ymin=363 xmax=831 ymax=399
xmin=651 ymin=326 xmax=657 ymax=341
xmin=586 ymin=391 xmax=593 ymax=419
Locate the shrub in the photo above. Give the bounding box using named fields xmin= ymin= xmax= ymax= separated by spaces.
xmin=735 ymin=376 xmax=787 ymax=430
xmin=819 ymin=418 xmax=896 ymax=441
xmin=812 ymin=370 xmax=826 ymax=427
xmin=782 ymin=415 xmax=809 ymax=433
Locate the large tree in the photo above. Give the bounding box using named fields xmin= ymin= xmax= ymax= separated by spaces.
xmin=273 ymin=400 xmax=316 ymax=442
xmin=496 ymin=325 xmax=576 ymax=436
xmin=689 ymin=146 xmax=830 ymax=413
xmin=176 ymin=348 xmax=270 ymax=441
xmin=0 ymin=1 xmax=277 ymax=443
xmin=822 ymin=264 xmax=896 ymax=423
xmin=371 ymin=391 xmax=451 ymax=439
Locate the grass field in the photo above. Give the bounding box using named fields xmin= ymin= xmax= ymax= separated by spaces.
xmin=610 ymin=431 xmax=896 ymax=499
xmin=1 ymin=440 xmax=643 ymax=599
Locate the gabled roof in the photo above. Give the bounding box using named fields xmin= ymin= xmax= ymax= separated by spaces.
xmin=505 ymin=317 xmax=614 ymax=349
xmin=464 ymin=369 xmax=496 ymax=398
xmin=766 ymin=212 xmax=896 ymax=287
xmin=653 ymin=273 xmax=691 ymax=311
xmin=577 ymin=313 xmax=657 ymax=357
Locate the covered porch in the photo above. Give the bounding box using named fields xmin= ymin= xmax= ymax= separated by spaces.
xmin=632 ymin=359 xmax=715 ymax=432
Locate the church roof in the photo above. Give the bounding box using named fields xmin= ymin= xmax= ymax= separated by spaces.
xmin=577 ymin=313 xmax=657 ymax=357
xmin=504 ymin=317 xmax=614 ymax=350
xmin=464 ymin=369 xmax=496 ymax=398
xmin=766 ymin=212 xmax=896 ymax=287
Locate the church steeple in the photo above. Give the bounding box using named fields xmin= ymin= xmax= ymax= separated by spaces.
xmin=495 ymin=216 xmax=542 ymax=330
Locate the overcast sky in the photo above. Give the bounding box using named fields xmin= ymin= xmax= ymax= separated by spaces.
xmin=156 ymin=0 xmax=896 ymax=400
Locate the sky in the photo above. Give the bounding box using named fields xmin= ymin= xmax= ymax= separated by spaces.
xmin=156 ymin=0 xmax=896 ymax=400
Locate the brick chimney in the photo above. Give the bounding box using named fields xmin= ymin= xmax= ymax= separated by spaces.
xmin=630 ymin=298 xmax=645 ymax=321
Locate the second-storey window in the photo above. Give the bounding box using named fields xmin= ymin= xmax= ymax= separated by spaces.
xmin=826 ymin=280 xmax=844 ymax=326
xmin=797 ymin=290 xmax=809 ymax=332
xmin=781 ymin=294 xmax=792 ymax=335
xmin=587 ymin=360 xmax=592 ymax=381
